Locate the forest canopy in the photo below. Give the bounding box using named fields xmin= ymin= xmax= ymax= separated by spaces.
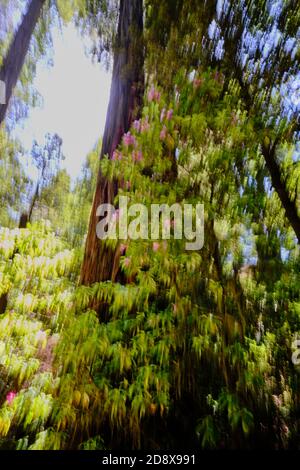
xmin=0 ymin=0 xmax=299 ymax=452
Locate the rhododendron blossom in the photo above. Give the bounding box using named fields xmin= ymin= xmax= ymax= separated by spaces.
xmin=160 ymin=108 xmax=166 ymax=122
xmin=123 ymin=132 xmax=136 ymax=147
xmin=166 ymin=109 xmax=173 ymax=120
xmin=163 ymin=219 xmax=171 ymax=229
xmin=112 ymin=150 xmax=122 ymax=161
xmin=6 ymin=391 xmax=16 ymax=404
xmin=133 ymin=120 xmax=141 ymax=132
xmin=147 ymin=86 xmax=161 ymax=103
xmin=141 ymin=118 xmax=150 ymax=133
xmin=112 ymin=209 xmax=120 ymax=222
xmin=119 ymin=244 xmax=128 ymax=255
xmin=132 ymin=150 xmax=143 ymax=162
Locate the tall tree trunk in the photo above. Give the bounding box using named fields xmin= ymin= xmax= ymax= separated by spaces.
xmin=262 ymin=142 xmax=300 ymax=244
xmin=80 ymin=0 xmax=144 ymax=286
xmin=237 ymin=75 xmax=300 ymax=244
xmin=0 ymin=0 xmax=46 ymax=126
xmin=19 ymin=182 xmax=40 ymax=228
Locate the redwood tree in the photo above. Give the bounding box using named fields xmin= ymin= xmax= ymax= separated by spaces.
xmin=0 ymin=0 xmax=46 ymax=126
xmin=80 ymin=0 xmax=144 ymax=286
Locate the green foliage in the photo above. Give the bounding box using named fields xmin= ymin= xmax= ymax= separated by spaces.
xmin=0 ymin=130 xmax=30 ymax=226
xmin=0 ymin=71 xmax=297 ymax=449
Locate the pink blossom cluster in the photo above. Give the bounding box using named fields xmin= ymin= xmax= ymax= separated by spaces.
xmin=153 ymin=242 xmax=160 ymax=252
xmin=132 ymin=150 xmax=143 ymax=162
xmin=6 ymin=391 xmax=17 ymax=405
xmin=119 ymin=244 xmax=128 ymax=255
xmin=148 ymin=86 xmax=161 ymax=103
xmin=112 ymin=150 xmax=123 ymax=161
xmin=160 ymin=108 xmax=174 ymax=122
xmin=141 ymin=118 xmax=150 ymax=132
xmin=133 ymin=118 xmax=150 ymax=133
xmin=133 ymin=120 xmax=141 ymax=132
xmin=112 ymin=209 xmax=120 ymax=222
xmin=123 ymin=132 xmax=137 ymax=147
xmin=152 ymin=241 xmax=167 ymax=252
xmin=164 ymin=218 xmax=175 ymax=229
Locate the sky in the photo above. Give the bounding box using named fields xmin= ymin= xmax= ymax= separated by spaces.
xmin=13 ymin=23 xmax=111 ymax=180
xmin=10 ymin=2 xmax=299 ymax=183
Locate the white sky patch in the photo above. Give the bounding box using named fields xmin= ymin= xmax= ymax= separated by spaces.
xmin=13 ymin=23 xmax=111 ymax=180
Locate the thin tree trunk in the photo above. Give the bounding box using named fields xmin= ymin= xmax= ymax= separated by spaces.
xmin=27 ymin=183 xmax=40 ymax=223
xmin=0 ymin=293 xmax=8 ymax=315
xmin=0 ymin=0 xmax=46 ymax=126
xmin=262 ymin=142 xmax=300 ymax=244
xmin=237 ymin=75 xmax=300 ymax=244
xmin=80 ymin=0 xmax=144 ymax=286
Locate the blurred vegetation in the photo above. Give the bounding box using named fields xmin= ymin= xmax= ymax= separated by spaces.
xmin=0 ymin=0 xmax=299 ymax=451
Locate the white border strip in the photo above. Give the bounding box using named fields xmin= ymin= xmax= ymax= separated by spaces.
xmin=0 ymin=80 xmax=5 ymax=104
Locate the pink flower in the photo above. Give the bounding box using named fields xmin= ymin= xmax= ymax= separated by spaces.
xmin=119 ymin=244 xmax=128 ymax=255
xmin=133 ymin=120 xmax=141 ymax=132
xmin=148 ymin=86 xmax=155 ymax=102
xmin=141 ymin=118 xmax=150 ymax=133
xmin=160 ymin=108 xmax=166 ymax=122
xmin=112 ymin=150 xmax=122 ymax=161
xmin=153 ymin=242 xmax=160 ymax=252
xmin=148 ymin=86 xmax=161 ymax=103
xmin=124 ymin=257 xmax=131 ymax=268
xmin=163 ymin=219 xmax=171 ymax=229
xmin=160 ymin=126 xmax=167 ymax=141
xmin=166 ymin=109 xmax=173 ymax=120
xmin=123 ymin=132 xmax=136 ymax=147
xmin=132 ymin=150 xmax=143 ymax=162
xmin=6 ymin=391 xmax=16 ymax=405
xmin=112 ymin=209 xmax=120 ymax=222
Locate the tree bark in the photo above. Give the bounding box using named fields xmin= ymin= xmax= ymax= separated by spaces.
xmin=0 ymin=293 xmax=8 ymax=315
xmin=80 ymin=0 xmax=144 ymax=286
xmin=262 ymin=142 xmax=300 ymax=244
xmin=0 ymin=0 xmax=46 ymax=126
xmin=236 ymin=74 xmax=300 ymax=244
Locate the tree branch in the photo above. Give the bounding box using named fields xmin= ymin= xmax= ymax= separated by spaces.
xmin=0 ymin=0 xmax=46 ymax=126
xmin=262 ymin=142 xmax=300 ymax=243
